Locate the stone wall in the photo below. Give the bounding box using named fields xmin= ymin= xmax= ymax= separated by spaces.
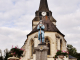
xmin=21 ymin=32 xmax=67 ymax=60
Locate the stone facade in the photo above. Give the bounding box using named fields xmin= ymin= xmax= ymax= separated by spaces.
xmin=21 ymin=31 xmax=68 ymax=60
xmin=20 ymin=0 xmax=69 ymax=60
xmin=34 ymin=44 xmax=49 ymax=60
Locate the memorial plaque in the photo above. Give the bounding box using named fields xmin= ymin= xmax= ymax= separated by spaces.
xmin=34 ymin=44 xmax=49 ymax=60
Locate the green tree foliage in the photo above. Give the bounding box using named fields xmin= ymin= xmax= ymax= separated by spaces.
xmin=67 ymin=44 xmax=80 ymax=60
xmin=67 ymin=44 xmax=77 ymax=56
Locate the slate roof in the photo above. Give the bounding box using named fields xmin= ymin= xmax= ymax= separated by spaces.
xmin=69 ymin=55 xmax=77 ymax=59
xmin=32 ymin=16 xmax=56 ymax=22
xmin=27 ymin=17 xmax=64 ymax=37
xmin=38 ymin=0 xmax=49 ymax=11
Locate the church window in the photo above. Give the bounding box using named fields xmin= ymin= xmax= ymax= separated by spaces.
xmin=31 ymin=40 xmax=34 ymax=56
xmin=45 ymin=38 xmax=50 ymax=55
xmin=60 ymin=40 xmax=62 ymax=50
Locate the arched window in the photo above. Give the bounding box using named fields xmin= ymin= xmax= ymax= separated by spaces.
xmin=60 ymin=40 xmax=62 ymax=50
xmin=31 ymin=40 xmax=34 ymax=56
xmin=45 ymin=38 xmax=50 ymax=55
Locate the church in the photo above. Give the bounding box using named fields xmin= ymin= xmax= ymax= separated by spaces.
xmin=21 ymin=0 xmax=69 ymax=60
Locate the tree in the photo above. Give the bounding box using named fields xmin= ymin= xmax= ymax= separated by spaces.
xmin=0 ymin=49 xmax=3 ymax=60
xmin=4 ymin=49 xmax=9 ymax=60
xmin=4 ymin=52 xmax=9 ymax=60
xmin=67 ymin=44 xmax=77 ymax=56
xmin=67 ymin=44 xmax=80 ymax=60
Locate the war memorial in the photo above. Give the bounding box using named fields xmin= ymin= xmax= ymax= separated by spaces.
xmin=7 ymin=0 xmax=77 ymax=60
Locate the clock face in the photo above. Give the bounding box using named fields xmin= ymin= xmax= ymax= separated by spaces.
xmin=41 ymin=12 xmax=47 ymax=16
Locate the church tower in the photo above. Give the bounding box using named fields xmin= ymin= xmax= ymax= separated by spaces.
xmin=32 ymin=0 xmax=56 ymax=29
xmin=21 ymin=0 xmax=67 ymax=60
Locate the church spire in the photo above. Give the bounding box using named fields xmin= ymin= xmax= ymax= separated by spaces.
xmin=38 ymin=0 xmax=49 ymax=11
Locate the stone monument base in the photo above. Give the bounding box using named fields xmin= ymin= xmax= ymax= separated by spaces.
xmin=34 ymin=44 xmax=49 ymax=60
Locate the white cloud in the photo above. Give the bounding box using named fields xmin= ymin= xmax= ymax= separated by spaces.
xmin=0 ymin=0 xmax=80 ymax=55
xmin=0 ymin=27 xmax=30 ymax=55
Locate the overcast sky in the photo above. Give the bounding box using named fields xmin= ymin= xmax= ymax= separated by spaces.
xmin=0 ymin=0 xmax=80 ymax=55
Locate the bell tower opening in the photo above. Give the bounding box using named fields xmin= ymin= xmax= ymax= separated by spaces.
xmin=32 ymin=0 xmax=56 ymax=29
xmin=39 ymin=12 xmax=42 ymax=16
xmin=47 ymin=12 xmax=49 ymax=16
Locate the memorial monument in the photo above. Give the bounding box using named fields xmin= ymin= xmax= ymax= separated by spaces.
xmin=37 ymin=20 xmax=45 ymax=44
xmin=21 ymin=0 xmax=68 ymax=60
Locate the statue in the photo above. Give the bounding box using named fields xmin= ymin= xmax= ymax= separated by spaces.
xmin=37 ymin=20 xmax=45 ymax=44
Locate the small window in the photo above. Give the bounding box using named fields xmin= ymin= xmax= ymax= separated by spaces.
xmin=31 ymin=40 xmax=34 ymax=56
xmin=60 ymin=40 xmax=62 ymax=50
xmin=39 ymin=12 xmax=42 ymax=16
xmin=47 ymin=12 xmax=49 ymax=16
xmin=45 ymin=38 xmax=50 ymax=55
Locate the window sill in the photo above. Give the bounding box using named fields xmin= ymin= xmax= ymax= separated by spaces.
xmin=47 ymin=55 xmax=53 ymax=58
